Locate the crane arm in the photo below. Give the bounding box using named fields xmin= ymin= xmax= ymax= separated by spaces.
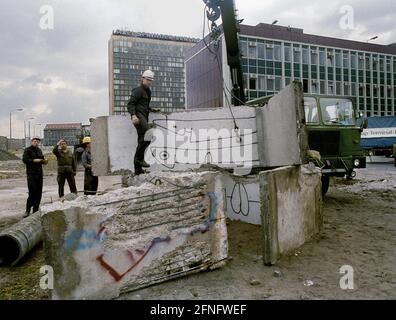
xmin=203 ymin=0 xmax=246 ymax=105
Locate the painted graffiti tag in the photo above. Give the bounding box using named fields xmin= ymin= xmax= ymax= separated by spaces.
xmin=96 ymin=236 xmax=171 ymax=282
xmin=64 ymin=226 xmax=107 ymax=251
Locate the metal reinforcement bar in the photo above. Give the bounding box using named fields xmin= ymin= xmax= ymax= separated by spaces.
xmin=0 ymin=212 xmax=42 ymax=266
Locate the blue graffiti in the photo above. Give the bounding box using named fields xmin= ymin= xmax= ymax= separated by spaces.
xmin=64 ymin=229 xmax=106 ymax=251
xmin=189 ymin=192 xmax=218 ymax=236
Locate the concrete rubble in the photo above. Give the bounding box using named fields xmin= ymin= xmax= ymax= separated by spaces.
xmin=40 ymin=171 xmax=227 ymax=300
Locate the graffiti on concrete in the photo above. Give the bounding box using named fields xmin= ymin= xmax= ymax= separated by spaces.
xmin=189 ymin=191 xmax=218 ymax=235
xmin=64 ymin=226 xmax=108 ymax=251
xmin=96 ymin=236 xmax=171 ymax=282
xmin=64 ymin=192 xmax=219 ymax=282
xmin=226 ymin=182 xmax=260 ymax=217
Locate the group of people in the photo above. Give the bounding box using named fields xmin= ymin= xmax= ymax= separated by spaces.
xmin=22 ymin=136 xmax=98 ymax=217
xmin=22 ymin=69 xmax=157 ymax=217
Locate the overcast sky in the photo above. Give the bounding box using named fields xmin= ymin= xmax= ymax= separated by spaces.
xmin=0 ymin=0 xmax=395 ymax=138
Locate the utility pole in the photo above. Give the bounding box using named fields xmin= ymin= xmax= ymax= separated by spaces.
xmin=9 ymin=108 xmax=23 ymax=150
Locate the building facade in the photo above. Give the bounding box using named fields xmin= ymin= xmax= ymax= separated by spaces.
xmin=43 ymin=123 xmax=83 ymax=146
xmin=109 ymin=30 xmax=199 ymax=115
xmin=186 ymin=23 xmax=396 ymax=117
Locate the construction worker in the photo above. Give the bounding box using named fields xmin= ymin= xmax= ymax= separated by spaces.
xmin=53 ymin=139 xmax=77 ymax=200
xmin=22 ymin=136 xmax=48 ymax=217
xmin=81 ymin=137 xmax=98 ymax=195
xmin=127 ymin=69 xmax=161 ymax=175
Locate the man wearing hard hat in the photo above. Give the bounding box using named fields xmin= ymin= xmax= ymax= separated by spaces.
xmin=127 ymin=70 xmax=161 ymax=175
xmin=22 ymin=136 xmax=48 ymax=217
xmin=81 ymin=137 xmax=98 ymax=195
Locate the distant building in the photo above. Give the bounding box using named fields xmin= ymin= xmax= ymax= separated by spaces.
xmin=109 ymin=30 xmax=199 ymax=115
xmin=186 ymin=23 xmax=396 ymax=117
xmin=43 ymin=123 xmax=83 ymax=146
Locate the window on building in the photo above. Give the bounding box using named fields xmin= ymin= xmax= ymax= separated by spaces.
xmin=379 ymin=58 xmax=384 ymax=72
xmin=275 ymin=77 xmax=282 ymax=91
xmin=274 ymin=45 xmax=281 ymax=61
xmin=311 ymin=48 xmax=318 ymax=65
xmin=327 ymin=55 xmax=333 ymax=67
xmin=358 ymin=55 xmax=364 ymax=69
xmin=351 ymin=54 xmax=357 ymax=69
xmin=387 ymin=86 xmax=392 ymax=98
xmin=319 ymin=50 xmax=325 ymax=66
xmin=293 ymin=47 xmax=301 ymax=63
xmin=336 ymin=82 xmax=341 ymax=95
xmin=258 ymin=43 xmax=265 ymax=59
xmin=344 ymin=83 xmax=350 ymax=96
xmin=267 ymin=77 xmax=274 ymax=91
xmin=258 ymin=76 xmax=266 ymax=91
xmin=386 ymin=59 xmax=391 ymax=72
xmin=328 ymin=82 xmax=334 ymax=95
xmin=351 ymin=83 xmax=357 ymax=96
xmin=359 ymin=85 xmax=364 ymax=96
xmin=373 ymin=57 xmax=378 ymax=70
xmin=303 ymin=79 xmax=309 ymax=93
xmin=240 ymin=41 xmax=247 ymax=57
xmin=343 ymin=53 xmax=349 ymax=68
xmin=311 ymin=81 xmax=318 ymax=94
xmin=284 ymin=45 xmax=291 ymax=62
xmin=302 ymin=48 xmax=309 ymax=64
xmin=365 ymin=55 xmax=371 ymax=70
xmin=249 ymin=77 xmax=257 ymax=90
xmin=248 ymin=43 xmax=257 ymax=59
xmin=335 ymin=52 xmax=342 ymax=67
xmin=320 ymin=80 xmax=326 ymax=94
xmin=266 ymin=46 xmax=274 ymax=60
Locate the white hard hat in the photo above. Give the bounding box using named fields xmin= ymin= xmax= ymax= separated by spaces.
xmin=31 ymin=136 xmax=41 ymax=141
xmin=142 ymin=70 xmax=154 ymax=81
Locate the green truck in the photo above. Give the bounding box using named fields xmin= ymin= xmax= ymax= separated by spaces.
xmin=248 ymin=94 xmax=367 ymax=194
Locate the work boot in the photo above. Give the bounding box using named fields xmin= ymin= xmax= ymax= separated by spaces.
xmin=134 ymin=168 xmax=150 ymax=175
xmin=137 ymin=160 xmax=150 ymax=168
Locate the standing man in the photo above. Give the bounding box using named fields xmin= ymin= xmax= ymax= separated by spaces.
xmin=127 ymin=70 xmax=161 ymax=175
xmin=53 ymin=139 xmax=77 ymax=200
xmin=81 ymin=137 xmax=98 ymax=195
xmin=22 ymin=136 xmax=48 ymax=217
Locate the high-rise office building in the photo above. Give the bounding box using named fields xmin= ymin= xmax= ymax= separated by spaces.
xmin=186 ymin=23 xmax=396 ymax=117
xmin=109 ymin=30 xmax=198 ymax=115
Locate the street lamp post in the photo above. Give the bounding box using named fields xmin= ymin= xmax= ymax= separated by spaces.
xmin=24 ymin=117 xmax=35 ymax=148
xmin=34 ymin=123 xmax=42 ymax=138
xmin=9 ymin=108 xmax=23 ymax=150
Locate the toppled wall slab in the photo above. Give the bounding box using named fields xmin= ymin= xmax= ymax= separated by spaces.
xmin=92 ymin=82 xmax=307 ymax=176
xmin=260 ymin=165 xmax=323 ymax=265
xmin=40 ymin=172 xmax=227 ymax=300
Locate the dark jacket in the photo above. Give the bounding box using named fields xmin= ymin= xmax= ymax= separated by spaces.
xmin=81 ymin=150 xmax=92 ymax=171
xmin=53 ymin=145 xmax=77 ymax=174
xmin=127 ymin=84 xmax=152 ymax=119
xmin=23 ymin=146 xmax=45 ymax=176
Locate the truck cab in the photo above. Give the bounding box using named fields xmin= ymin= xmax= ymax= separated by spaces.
xmin=304 ymin=95 xmax=366 ymax=193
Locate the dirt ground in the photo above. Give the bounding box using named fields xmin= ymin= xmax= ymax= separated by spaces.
xmin=0 ymin=158 xmax=395 ymax=300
